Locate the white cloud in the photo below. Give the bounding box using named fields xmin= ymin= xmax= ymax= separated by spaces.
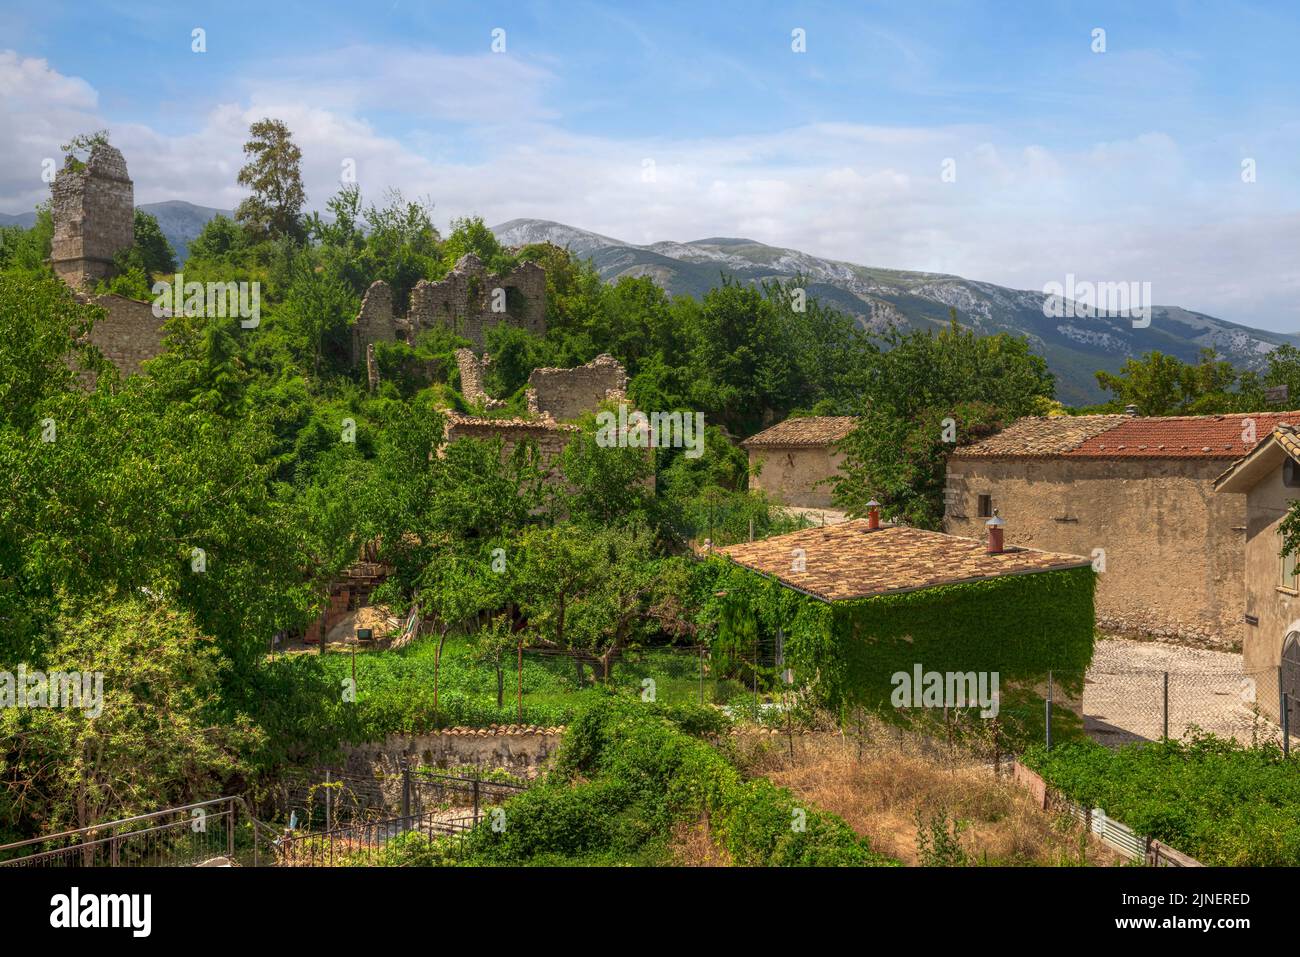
xmin=1 ymin=48 xmax=1297 ymax=332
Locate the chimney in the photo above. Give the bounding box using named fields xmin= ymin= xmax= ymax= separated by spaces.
xmin=985 ymin=509 xmax=1005 ymax=554
xmin=1123 ymin=404 xmax=1139 ymax=417
xmin=866 ymin=499 xmax=881 ymax=530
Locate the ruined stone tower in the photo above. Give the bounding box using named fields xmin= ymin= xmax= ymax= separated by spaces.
xmin=50 ymin=144 xmax=134 ymax=289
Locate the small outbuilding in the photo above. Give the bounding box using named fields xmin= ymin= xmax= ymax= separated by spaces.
xmin=741 ymin=416 xmax=856 ymax=508
xmin=712 ymin=508 xmax=1095 ymax=733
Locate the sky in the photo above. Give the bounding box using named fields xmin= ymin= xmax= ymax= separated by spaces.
xmin=2 ymin=0 xmax=1299 ymax=330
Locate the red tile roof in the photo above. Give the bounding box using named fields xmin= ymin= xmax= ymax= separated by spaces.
xmin=955 ymin=411 xmax=1300 ymax=460
xmin=742 ymin=416 xmax=857 ymax=449
xmin=1067 ymin=413 xmax=1300 ymax=458
xmin=716 ymin=520 xmax=1090 ymax=603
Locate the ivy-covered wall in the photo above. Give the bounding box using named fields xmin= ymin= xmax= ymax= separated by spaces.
xmin=714 ymin=560 xmax=1096 ymax=714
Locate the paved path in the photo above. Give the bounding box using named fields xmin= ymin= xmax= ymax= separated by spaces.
xmin=1083 ymin=639 xmax=1284 ymax=747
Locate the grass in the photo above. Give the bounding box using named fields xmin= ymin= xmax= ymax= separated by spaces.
xmin=309 ymin=632 xmax=756 ymax=737
xmin=732 ymin=718 xmax=1124 ymax=867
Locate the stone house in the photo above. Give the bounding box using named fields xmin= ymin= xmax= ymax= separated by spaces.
xmin=945 ymin=411 xmax=1300 ymax=648
xmin=1213 ymin=423 xmax=1300 ymax=724
xmin=741 ymin=416 xmax=856 ymax=508
xmin=714 ymin=507 xmax=1094 ymax=718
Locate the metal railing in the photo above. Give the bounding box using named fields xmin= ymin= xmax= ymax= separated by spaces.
xmin=272 ymin=811 xmax=476 ymax=867
xmin=0 ymin=796 xmax=276 ymax=868
xmin=274 ymin=765 xmax=528 ymax=832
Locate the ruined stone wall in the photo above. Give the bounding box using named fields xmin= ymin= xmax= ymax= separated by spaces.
xmin=409 ymin=254 xmax=546 ymax=348
xmin=526 ymin=353 xmax=627 ymax=422
xmin=454 ymin=348 xmax=505 ymax=409
xmin=944 ymin=457 xmax=1246 ymax=648
xmin=51 ymin=145 xmax=134 ymax=290
xmin=443 ymin=414 xmax=576 ymax=481
xmin=351 ymin=280 xmax=396 ymax=365
xmin=78 ymin=294 xmax=168 ymax=384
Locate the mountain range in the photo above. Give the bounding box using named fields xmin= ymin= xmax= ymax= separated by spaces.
xmin=492 ymin=218 xmax=1299 ymax=405
xmin=0 ymin=200 xmax=231 ymax=264
xmin=5 ymin=200 xmax=1293 ymax=404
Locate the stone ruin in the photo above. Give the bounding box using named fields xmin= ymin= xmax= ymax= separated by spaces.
xmin=526 ymin=353 xmax=628 ymax=422
xmin=351 ymin=252 xmax=547 ymax=365
xmin=44 ymin=143 xmax=169 ymax=385
xmin=51 ymin=143 xmax=135 ymax=290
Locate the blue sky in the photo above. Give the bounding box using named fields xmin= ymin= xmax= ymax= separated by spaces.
xmin=2 ymin=0 xmax=1299 ymax=329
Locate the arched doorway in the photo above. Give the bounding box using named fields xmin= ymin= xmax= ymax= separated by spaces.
xmin=1282 ymin=632 xmax=1300 ymax=730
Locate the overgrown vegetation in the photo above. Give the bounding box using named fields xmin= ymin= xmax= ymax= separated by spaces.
xmin=1023 ymin=733 xmax=1300 ymax=866
xmin=430 ymin=697 xmax=897 ymax=866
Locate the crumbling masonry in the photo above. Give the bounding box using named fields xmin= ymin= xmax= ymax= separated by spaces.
xmin=352 ymin=252 xmax=547 ymax=365
xmin=51 ymin=144 xmax=135 ymax=290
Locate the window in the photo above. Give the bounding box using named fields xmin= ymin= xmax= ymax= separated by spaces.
xmin=977 ymin=495 xmax=993 ymax=518
xmin=1281 ymin=534 xmax=1299 ymax=590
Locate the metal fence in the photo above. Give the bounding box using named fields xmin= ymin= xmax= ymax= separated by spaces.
xmin=1065 ymin=664 xmax=1297 ymax=751
xmin=272 ymin=765 xmax=528 ymax=833
xmin=0 ymin=796 xmax=272 ymax=868
xmin=272 ymin=811 xmax=475 ymax=867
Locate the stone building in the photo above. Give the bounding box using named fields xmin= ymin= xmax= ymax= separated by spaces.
xmin=441 ymin=412 xmax=577 ymax=481
xmin=741 ymin=416 xmax=856 ymax=508
xmin=1214 ymin=424 xmax=1300 ymax=724
xmin=352 ymin=253 xmax=547 ymax=364
xmin=945 ymin=411 xmax=1300 ymax=648
xmin=50 ymin=143 xmax=135 ymax=290
xmin=526 ymin=354 xmax=627 ymax=422
xmin=79 ymin=294 xmax=169 ymax=384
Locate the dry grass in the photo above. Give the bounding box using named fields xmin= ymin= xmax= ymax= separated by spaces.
xmin=666 ymin=817 xmax=732 ymax=867
xmin=732 ymin=724 xmax=1124 ymax=867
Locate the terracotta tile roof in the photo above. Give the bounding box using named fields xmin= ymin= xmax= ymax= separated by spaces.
xmin=716 ymin=520 xmax=1090 ymax=603
xmin=742 ymin=416 xmax=857 ymax=449
xmin=954 ymin=412 xmax=1300 ymax=460
xmin=1069 ymin=412 xmax=1300 ymax=459
xmin=951 ymin=416 xmax=1125 ymax=458
xmin=1276 ymin=424 xmax=1300 ymax=462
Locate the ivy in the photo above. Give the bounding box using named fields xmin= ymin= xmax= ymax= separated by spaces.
xmin=714 ymin=560 xmax=1095 ymax=722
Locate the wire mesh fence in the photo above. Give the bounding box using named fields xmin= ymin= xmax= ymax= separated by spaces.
xmin=1074 ymin=664 xmax=1295 ymax=750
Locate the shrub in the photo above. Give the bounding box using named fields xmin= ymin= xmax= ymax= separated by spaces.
xmin=1023 ymin=733 xmax=1300 ymax=866
xmin=463 ymin=695 xmax=896 ymax=866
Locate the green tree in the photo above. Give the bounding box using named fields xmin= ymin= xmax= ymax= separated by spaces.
xmin=235 ymin=118 xmax=307 ymax=243
xmin=0 ymin=596 xmax=258 ymax=837
xmin=511 ymin=524 xmax=657 ymax=683
xmin=833 ymin=318 xmax=1053 ymax=526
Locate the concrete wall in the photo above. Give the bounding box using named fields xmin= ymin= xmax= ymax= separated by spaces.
xmin=1240 ymin=466 xmax=1298 ymax=718
xmin=341 ymin=730 xmax=563 ymax=778
xmin=945 ymin=457 xmax=1245 ymax=648
xmin=51 ymin=145 xmax=134 ymax=290
xmin=748 ymin=446 xmax=844 ymax=508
